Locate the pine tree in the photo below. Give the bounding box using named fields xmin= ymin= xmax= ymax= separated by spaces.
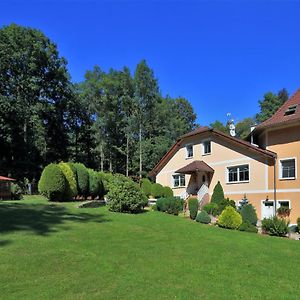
xmin=210 ymin=181 xmax=225 ymax=205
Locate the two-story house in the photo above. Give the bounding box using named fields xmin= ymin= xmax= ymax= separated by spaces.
xmin=150 ymin=89 xmax=300 ymax=224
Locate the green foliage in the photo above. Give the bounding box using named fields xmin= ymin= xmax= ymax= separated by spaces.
xmin=217 ymin=198 xmax=236 ymax=215
xmin=10 ymin=183 xmax=23 ymax=200
xmin=202 ymin=203 xmax=219 ymax=216
xmin=73 ymin=163 xmax=89 ymax=198
xmin=218 ymin=206 xmax=242 ymax=230
xmin=256 ymin=89 xmax=288 ymax=123
xmin=58 ymin=162 xmax=77 ymax=199
xmin=261 ymin=217 xmax=289 ymax=237
xmin=239 ymin=204 xmax=258 ymax=226
xmin=196 ymin=211 xmax=211 ymax=224
xmin=140 ymin=178 xmax=152 ymax=197
xmin=209 ymin=120 xmax=229 ymax=134
xmin=156 ymin=197 xmax=184 ymax=215
xmin=239 ymin=222 xmax=258 ymax=233
xmin=88 ymin=169 xmax=101 ymax=199
xmin=162 ymin=186 xmax=173 ymax=198
xmin=151 ymin=183 xmax=165 ymax=198
xmin=297 ymin=217 xmax=300 ymax=233
xmin=211 ymin=181 xmax=225 ymax=205
xmin=235 ymin=117 xmax=256 ymax=139
xmin=38 ymin=164 xmax=67 ymax=201
xmin=188 ymin=197 xmax=198 ymax=220
xmin=106 ymin=175 xmax=147 ymax=213
xmin=98 ymin=172 xmax=114 ymax=194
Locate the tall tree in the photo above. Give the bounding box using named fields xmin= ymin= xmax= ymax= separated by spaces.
xmin=210 ymin=120 xmax=229 ymax=134
xmin=235 ymin=117 xmax=256 ymax=139
xmin=256 ymin=88 xmax=288 ymax=123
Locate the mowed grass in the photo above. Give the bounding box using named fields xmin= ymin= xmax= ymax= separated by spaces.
xmin=0 ymin=196 xmax=300 ymax=299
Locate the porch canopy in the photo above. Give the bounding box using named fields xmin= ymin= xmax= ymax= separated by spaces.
xmin=175 ymin=160 xmax=214 ymax=174
xmin=0 ymin=176 xmax=15 ymax=181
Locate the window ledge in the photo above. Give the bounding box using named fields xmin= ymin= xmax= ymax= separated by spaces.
xmin=202 ymin=153 xmax=211 ymax=156
xmin=185 ymin=157 xmax=193 ymax=160
xmin=279 ymin=177 xmax=296 ymax=181
xmin=172 ymin=186 xmax=186 ymax=189
xmin=226 ymin=181 xmax=250 ymax=185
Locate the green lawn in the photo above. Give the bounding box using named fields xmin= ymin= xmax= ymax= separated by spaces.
xmin=1 ymin=196 xmax=299 ymax=299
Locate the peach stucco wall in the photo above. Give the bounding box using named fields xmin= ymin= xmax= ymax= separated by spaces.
xmin=156 ymin=133 xmax=269 ymax=198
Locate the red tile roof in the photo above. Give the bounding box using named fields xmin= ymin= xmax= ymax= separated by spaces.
xmin=0 ymin=176 xmax=15 ymax=181
xmin=175 ymin=160 xmax=214 ymax=174
xmin=255 ymin=89 xmax=300 ymax=131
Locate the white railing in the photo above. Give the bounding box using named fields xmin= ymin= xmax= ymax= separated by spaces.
xmin=197 ymin=184 xmax=208 ymax=205
xmin=180 ymin=191 xmax=189 ymax=200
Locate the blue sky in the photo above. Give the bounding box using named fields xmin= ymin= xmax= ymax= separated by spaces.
xmin=1 ymin=0 xmax=300 ymax=125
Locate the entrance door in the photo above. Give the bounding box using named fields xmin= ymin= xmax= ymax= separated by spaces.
xmin=261 ymin=200 xmax=275 ymax=219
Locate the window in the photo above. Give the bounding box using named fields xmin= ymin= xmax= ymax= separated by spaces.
xmin=173 ymin=174 xmax=185 ymax=187
xmin=280 ymin=159 xmax=296 ymax=179
xmin=284 ymin=105 xmax=297 ymax=116
xmin=227 ymin=165 xmax=249 ymax=183
xmin=186 ymin=144 xmax=193 ymax=158
xmin=203 ymin=140 xmax=211 ymax=155
xmin=278 ymin=201 xmax=290 ymax=208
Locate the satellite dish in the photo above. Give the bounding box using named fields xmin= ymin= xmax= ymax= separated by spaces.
xmin=229 ymin=123 xmax=235 ymax=130
xmin=230 ymin=129 xmax=236 ymax=137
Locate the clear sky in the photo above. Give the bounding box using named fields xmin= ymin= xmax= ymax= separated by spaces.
xmin=1 ymin=0 xmax=300 ymax=125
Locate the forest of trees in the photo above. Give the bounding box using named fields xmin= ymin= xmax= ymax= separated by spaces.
xmin=0 ymin=24 xmax=289 ymax=181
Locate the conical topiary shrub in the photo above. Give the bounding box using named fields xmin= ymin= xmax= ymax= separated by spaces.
xmin=210 ymin=181 xmax=225 ymax=205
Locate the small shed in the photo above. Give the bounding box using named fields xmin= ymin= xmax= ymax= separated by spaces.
xmin=0 ymin=176 xmax=15 ymax=199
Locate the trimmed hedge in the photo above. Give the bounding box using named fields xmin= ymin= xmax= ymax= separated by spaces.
xmin=189 ymin=197 xmax=198 ymax=220
xmin=196 ymin=211 xmax=211 ymax=224
xmin=162 ymin=186 xmax=173 ymax=198
xmin=140 ymin=178 xmax=152 ymax=197
xmin=156 ymin=197 xmax=184 ymax=215
xmin=210 ymin=181 xmax=225 ymax=205
xmin=239 ymin=204 xmax=258 ymax=226
xmin=59 ymin=162 xmax=77 ymax=199
xmin=218 ymin=206 xmax=242 ymax=229
xmin=151 ymin=183 xmax=165 ymax=199
xmin=239 ymin=221 xmax=258 ymax=233
xmin=38 ymin=163 xmax=67 ymax=201
xmin=73 ymin=163 xmax=89 ymax=198
xmin=88 ymin=169 xmax=101 ymax=199
xmin=106 ymin=174 xmax=148 ymax=213
xmin=202 ymin=203 xmax=218 ymax=216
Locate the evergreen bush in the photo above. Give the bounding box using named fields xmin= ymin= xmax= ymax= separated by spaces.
xmin=106 ymin=175 xmax=147 ymax=213
xmin=156 ymin=197 xmax=184 ymax=215
xmin=218 ymin=206 xmax=242 ymax=229
xmin=140 ymin=178 xmax=152 ymax=197
xmin=261 ymin=216 xmax=289 ymax=237
xmin=58 ymin=162 xmax=77 ymax=199
xmin=196 ymin=211 xmax=211 ymax=224
xmin=73 ymin=163 xmax=89 ymax=198
xmin=38 ymin=163 xmax=67 ymax=201
xmin=151 ymin=183 xmax=165 ymax=198
xmin=239 ymin=204 xmax=258 ymax=226
xmin=162 ymin=186 xmax=173 ymax=198
xmin=88 ymin=169 xmax=101 ymax=199
xmin=10 ymin=183 xmax=23 ymax=200
xmin=297 ymin=217 xmax=300 ymax=233
xmin=202 ymin=203 xmax=219 ymax=216
xmin=189 ymin=197 xmax=198 ymax=220
xmin=239 ymin=221 xmax=258 ymax=233
xmin=217 ymin=198 xmax=236 ymax=215
xmin=210 ymin=181 xmax=225 ymax=205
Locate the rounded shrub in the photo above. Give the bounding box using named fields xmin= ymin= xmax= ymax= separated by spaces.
xmin=98 ymin=171 xmax=114 ymax=195
xmin=140 ymin=178 xmax=152 ymax=197
xmin=151 ymin=183 xmax=165 ymax=199
xmin=210 ymin=181 xmax=225 ymax=205
xmin=196 ymin=211 xmax=211 ymax=224
xmin=10 ymin=183 xmax=23 ymax=200
xmin=202 ymin=203 xmax=218 ymax=216
xmin=58 ymin=162 xmax=77 ymax=199
xmin=38 ymin=163 xmax=67 ymax=201
xmin=88 ymin=169 xmax=101 ymax=199
xmin=73 ymin=163 xmax=89 ymax=198
xmin=239 ymin=204 xmax=258 ymax=226
xmin=218 ymin=206 xmax=242 ymax=229
xmin=261 ymin=216 xmax=289 ymax=237
xmin=239 ymin=221 xmax=258 ymax=233
xmin=162 ymin=186 xmax=173 ymax=198
xmin=188 ymin=197 xmax=198 ymax=220
xmin=217 ymin=198 xmax=236 ymax=215
xmin=106 ymin=175 xmax=148 ymax=213
xmin=156 ymin=197 xmax=184 ymax=215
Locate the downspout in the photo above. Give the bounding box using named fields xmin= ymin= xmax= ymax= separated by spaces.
xmin=274 ymin=157 xmax=277 ymax=213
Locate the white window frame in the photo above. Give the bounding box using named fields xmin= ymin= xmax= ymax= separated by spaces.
xmin=172 ymin=174 xmax=186 ymax=188
xmin=279 ymin=157 xmax=297 ymax=180
xmin=277 ymin=200 xmax=291 ymax=209
xmin=202 ymin=139 xmax=212 ymax=156
xmin=226 ymin=164 xmax=250 ymax=184
xmin=185 ymin=144 xmax=193 ymax=159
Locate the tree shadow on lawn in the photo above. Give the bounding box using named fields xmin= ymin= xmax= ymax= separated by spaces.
xmin=0 ymin=202 xmax=109 ymax=237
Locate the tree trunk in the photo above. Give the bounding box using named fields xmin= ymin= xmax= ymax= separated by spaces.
xmin=139 ymin=123 xmax=142 ymax=178
xmin=126 ymin=135 xmax=129 ymax=177
xmin=100 ymin=143 xmax=104 ymax=172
